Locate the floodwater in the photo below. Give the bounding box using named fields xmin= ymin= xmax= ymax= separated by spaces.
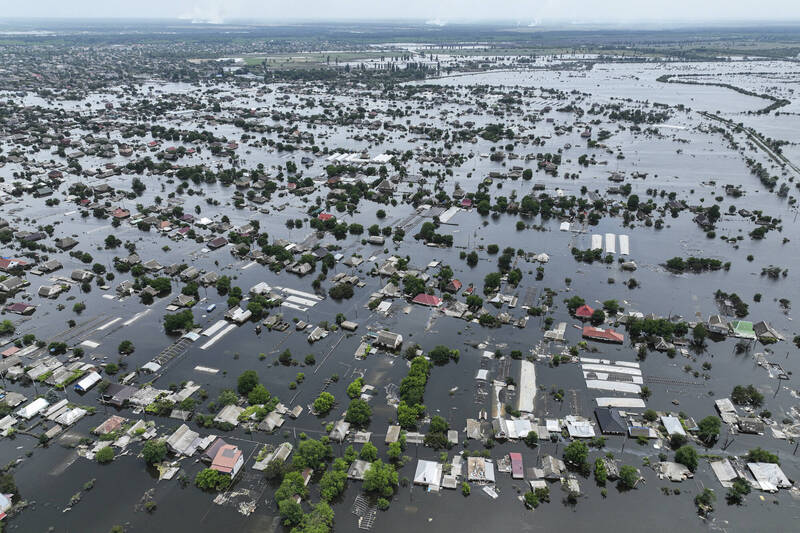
xmin=2 ymin=58 xmax=800 ymax=533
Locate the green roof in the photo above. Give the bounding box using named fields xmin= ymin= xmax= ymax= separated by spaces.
xmin=729 ymin=320 xmax=755 ymax=339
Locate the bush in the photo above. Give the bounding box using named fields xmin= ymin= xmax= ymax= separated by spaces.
xmin=313 ymin=392 xmax=335 ymax=415
xmin=617 ymin=465 xmax=639 ymax=490
xmin=746 ymin=447 xmax=779 ymax=464
xmin=96 ymin=446 xmax=115 ymax=464
xmin=118 ymin=340 xmax=135 ymax=354
xmin=237 ymin=370 xmax=259 ymax=395
xmin=163 ymin=310 xmax=194 ymax=334
xmin=329 ymin=283 xmax=354 ymax=300
xmin=195 ymin=468 xmax=230 ymax=491
xmin=345 ymin=398 xmax=372 ymax=427
xmin=363 ymin=460 xmax=398 ymax=498
xmin=726 ymin=478 xmax=751 ymax=505
xmin=563 ymin=441 xmax=588 ymax=468
xmin=731 ymin=384 xmax=764 ymax=407
xmin=697 ymin=416 xmax=721 ymax=445
xmin=142 ymin=439 xmax=167 ymax=464
xmin=675 ymin=445 xmax=698 ymax=472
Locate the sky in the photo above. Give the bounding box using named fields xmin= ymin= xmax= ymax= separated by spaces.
xmin=2 ymin=0 xmax=800 ymax=25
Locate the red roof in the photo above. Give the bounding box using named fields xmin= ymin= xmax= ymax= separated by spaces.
xmin=318 ymin=213 xmax=334 ymax=221
xmin=412 ymin=293 xmax=442 ymax=307
xmin=582 ymin=326 xmax=624 ymax=343
xmin=1 ymin=346 xmax=20 ymax=358
xmin=211 ymin=444 xmax=243 ymax=475
xmin=460 ymin=198 xmax=473 ymax=207
xmin=0 ymin=258 xmax=26 ymax=271
xmin=510 ymin=452 xmax=524 ymax=478
xmin=575 ymin=304 xmax=595 ymax=318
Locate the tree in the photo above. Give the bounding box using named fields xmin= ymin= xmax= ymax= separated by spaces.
xmin=429 ymin=345 xmax=457 ymax=365
xmin=590 ymin=309 xmax=606 ymax=326
xmin=746 ymin=447 xmax=779 ymax=464
xmin=217 ymin=389 xmax=238 ymax=406
xmin=363 ymin=460 xmax=398 ymax=497
xmin=329 ymin=283 xmax=354 ymax=300
xmin=387 ymin=441 xmax=404 ymax=462
xmin=346 ymin=377 xmax=364 ymax=399
xmin=118 ymin=340 xmax=135 ymax=354
xmin=275 ymin=471 xmax=308 ymax=502
xmin=247 ymin=384 xmax=270 ymax=405
xmin=359 ymin=442 xmax=378 ymax=462
xmin=524 ymin=431 xmax=538 ymax=448
xmin=264 ymin=459 xmax=286 ymax=481
xmin=429 ymin=415 xmax=448 ymax=434
xmin=96 ymin=446 xmax=115 ymax=464
xmin=731 ymin=385 xmax=764 ymax=407
xmin=142 ymin=439 xmax=167 ymax=464
xmin=294 ymin=502 xmax=334 ymax=532
xmin=0 ymin=320 xmax=15 ymax=335
xmin=313 ymin=392 xmax=335 ymax=415
xmin=675 ymin=445 xmax=699 ymax=471
xmin=602 ymin=299 xmax=620 ymax=314
xmin=697 ymin=416 xmax=721 ymax=445
xmin=563 ymin=441 xmax=588 ymax=468
xmin=237 ymin=370 xmax=259 ymax=395
xmin=594 ymin=458 xmax=607 ymax=485
xmin=692 ymin=323 xmax=707 ymax=344
xmin=278 ymin=499 xmax=303 ymax=526
xmin=320 ymin=468 xmax=347 ymax=502
xmin=695 ymin=488 xmax=715 ymax=515
xmin=293 ymin=438 xmax=331 ymax=470
xmin=726 ymin=478 xmax=751 ymax=505
xmin=402 ymin=274 xmax=426 ymax=297
xmin=643 ymin=409 xmax=658 ymax=422
xmin=163 ymin=310 xmax=194 ymax=334
xmin=345 ymin=398 xmax=372 ymax=427
xmin=466 ymin=294 xmax=483 ymax=310
xmin=565 ymin=295 xmax=585 ymax=314
xmin=397 ymin=401 xmax=424 ymax=429
xmin=483 ymin=272 xmax=501 ymax=293
xmin=617 ymin=465 xmax=639 ymax=490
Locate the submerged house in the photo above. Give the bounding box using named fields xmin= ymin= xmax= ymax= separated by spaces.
xmin=375 ymin=330 xmax=403 ymax=350
xmin=582 ymin=326 xmax=624 ymax=343
xmin=753 ymin=321 xmax=782 ymax=342
xmin=210 ymin=444 xmax=244 ymax=477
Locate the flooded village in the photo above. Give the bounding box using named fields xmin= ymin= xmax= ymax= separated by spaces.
xmin=0 ymin=18 xmax=799 ymax=533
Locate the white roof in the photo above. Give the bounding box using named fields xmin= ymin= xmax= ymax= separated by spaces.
xmin=660 ymin=415 xmax=686 ymax=437
xmin=17 ymin=397 xmax=49 ymax=419
xmin=413 ymin=460 xmax=443 ymax=488
xmin=75 ymin=371 xmax=102 ymax=391
xmin=596 ymin=397 xmax=646 ymax=409
xmin=565 ymin=415 xmax=596 ymax=438
xmin=748 ymin=462 xmax=791 ymax=492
